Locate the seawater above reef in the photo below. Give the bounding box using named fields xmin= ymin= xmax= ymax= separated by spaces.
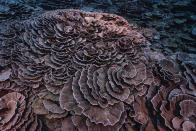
xmin=0 ymin=9 xmax=195 ymax=131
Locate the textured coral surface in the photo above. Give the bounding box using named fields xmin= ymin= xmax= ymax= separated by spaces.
xmin=0 ymin=9 xmax=195 ymax=131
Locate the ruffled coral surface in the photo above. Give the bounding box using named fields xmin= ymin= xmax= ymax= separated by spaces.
xmin=0 ymin=9 xmax=195 ymax=131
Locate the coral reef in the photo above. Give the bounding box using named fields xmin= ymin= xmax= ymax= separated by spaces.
xmin=1 ymin=0 xmax=196 ymax=54
xmin=0 ymin=9 xmax=195 ymax=131
xmin=0 ymin=91 xmax=42 ymax=131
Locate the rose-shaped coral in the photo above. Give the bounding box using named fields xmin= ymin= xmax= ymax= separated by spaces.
xmin=32 ymin=89 xmax=68 ymax=120
xmin=150 ymin=85 xmax=196 ymax=130
xmin=0 ymin=9 xmax=195 ymax=131
xmin=0 ymin=92 xmax=42 ymax=131
xmin=181 ymin=63 xmax=196 ymax=97
xmin=0 ymin=10 xmax=143 ymax=94
xmin=60 ymin=60 xmax=153 ymax=129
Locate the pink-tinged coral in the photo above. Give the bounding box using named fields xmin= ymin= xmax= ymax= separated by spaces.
xmin=60 ymin=60 xmax=153 ymax=128
xmin=0 ymin=67 xmax=11 ymax=82
xmin=59 ymin=78 xmax=82 ymax=115
xmin=131 ymin=96 xmax=150 ymax=126
xmin=181 ymin=63 xmax=196 ymax=96
xmin=0 ymin=9 xmax=195 ymax=130
xmin=160 ymin=94 xmax=196 ymax=130
xmin=57 ymin=112 xmax=126 ymax=131
xmin=126 ymin=96 xmax=156 ymax=131
xmin=32 ymin=89 xmax=68 ymax=120
xmin=43 ymin=99 xmax=65 ymax=114
xmin=0 ymin=9 xmax=148 ymax=94
xmin=152 ymin=59 xmax=180 ymax=82
xmin=149 ymin=81 xmax=196 ymax=130
xmin=176 ymin=53 xmax=196 ymax=96
xmin=0 ymin=92 xmax=42 ymax=131
xmin=71 ymin=70 xmax=124 ymax=126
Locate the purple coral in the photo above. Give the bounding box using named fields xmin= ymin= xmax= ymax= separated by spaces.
xmin=0 ymin=9 xmax=195 ymax=130
xmin=0 ymin=92 xmax=42 ymax=130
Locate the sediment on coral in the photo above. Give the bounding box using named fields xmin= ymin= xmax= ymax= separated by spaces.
xmin=0 ymin=9 xmax=195 ymax=131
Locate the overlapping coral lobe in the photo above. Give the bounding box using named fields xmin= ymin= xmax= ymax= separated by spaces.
xmin=7 ymin=9 xmax=147 ymax=94
xmin=149 ymin=82 xmax=196 ymax=130
xmin=0 ymin=91 xmax=42 ymax=131
xmin=59 ymin=61 xmax=152 ymax=128
xmin=8 ymin=9 xmax=145 ymax=94
xmin=0 ymin=9 xmax=148 ymax=130
xmin=145 ymin=58 xmax=196 ymax=131
xmin=0 ymin=9 xmax=195 ymax=131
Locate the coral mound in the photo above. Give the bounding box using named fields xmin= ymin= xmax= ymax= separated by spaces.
xmin=0 ymin=9 xmax=195 ymax=131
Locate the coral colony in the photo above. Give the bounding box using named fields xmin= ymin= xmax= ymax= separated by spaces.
xmin=0 ymin=9 xmax=195 ymax=131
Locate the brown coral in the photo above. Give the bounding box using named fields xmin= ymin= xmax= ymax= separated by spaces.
xmin=59 ymin=60 xmax=153 ymax=128
xmin=0 ymin=92 xmax=42 ymax=131
xmin=153 ymin=88 xmax=196 ymax=130
xmin=0 ymin=9 xmax=195 ymax=131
